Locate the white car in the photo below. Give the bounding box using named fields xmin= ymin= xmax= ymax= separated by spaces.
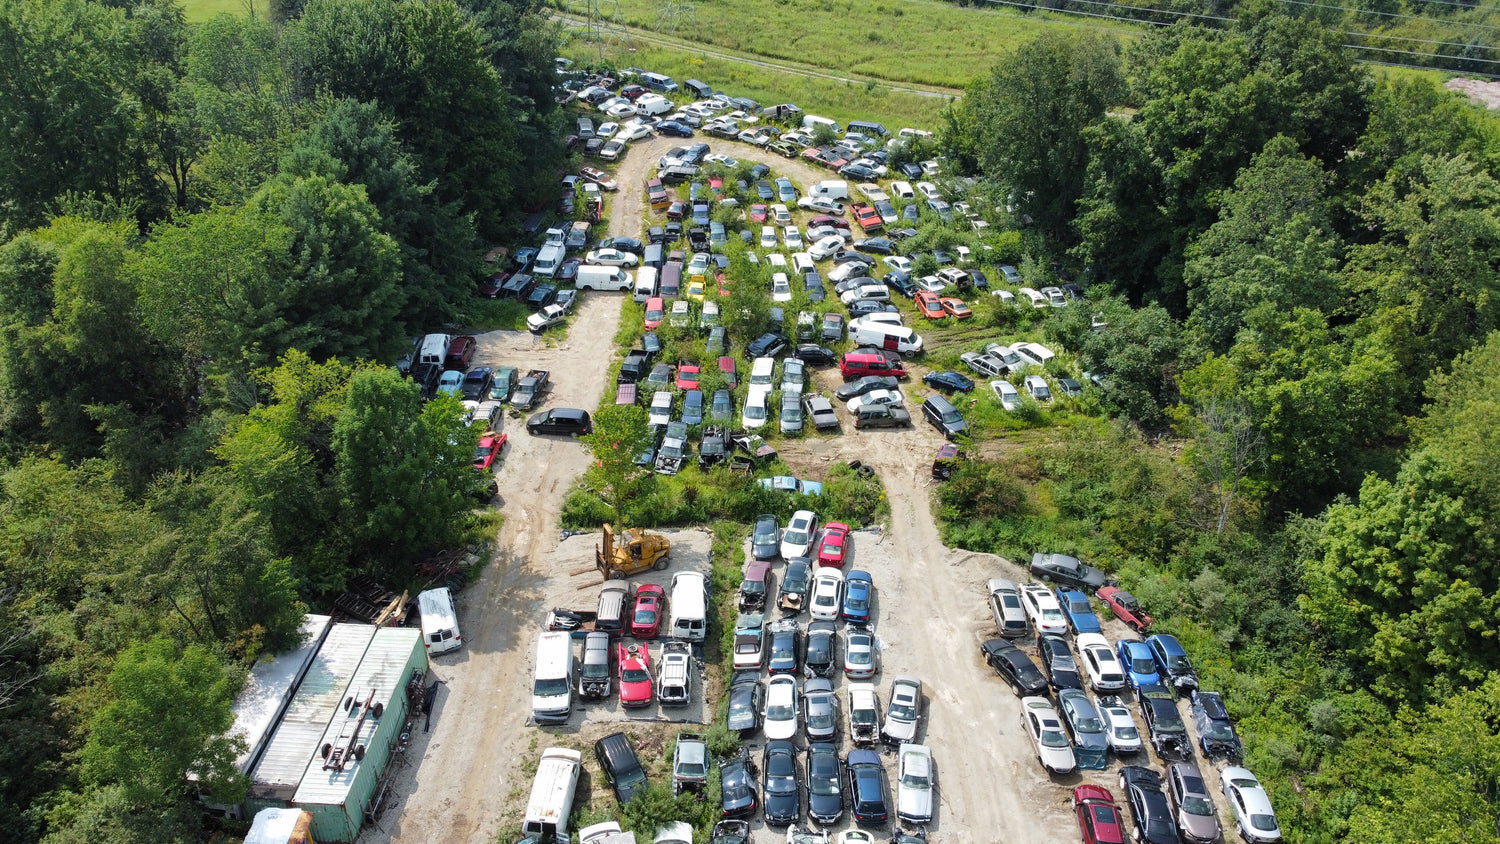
xmin=843 ymin=626 xmax=879 ymax=679
xmin=1024 ymin=374 xmax=1052 ymax=402
xmin=882 ymin=676 xmax=922 ymax=744
xmin=763 ymin=675 xmax=800 ymax=741
xmin=846 ymin=389 xmax=903 ymax=415
xmin=798 ymin=196 xmax=845 ymax=214
xmin=687 ymin=252 xmax=711 ymax=277
xmin=605 ymin=102 xmax=638 ymax=119
xmin=770 ymin=204 xmax=792 ymax=225
xmin=1075 ymin=633 xmax=1126 ymax=692
xmin=839 ymin=283 xmax=888 ymax=306
xmin=1013 ymin=342 xmax=1056 ymax=368
xmin=596 ymin=121 xmax=619 ymax=138
xmin=890 ymin=180 xmax=915 ymax=199
xmin=1020 ymin=583 xmax=1069 ymax=636
xmin=808 ymin=235 xmax=846 ymax=261
xmin=704 ymin=153 xmax=738 ymax=166
xmin=1021 ymin=696 xmax=1076 ymax=774
xmin=882 ymin=256 xmax=912 ymax=274
xmin=809 ymin=568 xmax=845 ymax=622
xmin=618 ymin=121 xmax=654 ymax=142
xmin=783 ymin=226 xmax=803 ymax=250
xmin=771 ymin=273 xmax=793 ymax=302
xmin=791 ymin=252 xmax=815 ymax=274
xmin=760 ymin=226 xmax=778 ymax=248
xmin=1096 ymin=695 xmax=1143 ymax=755
xmin=598 ymin=139 xmax=627 ymax=161
xmin=895 ymin=743 xmax=934 ymax=824
xmin=991 ymin=380 xmax=1022 ymax=411
xmin=914 ymin=275 xmax=947 ymax=293
xmin=648 ymin=391 xmax=674 ymax=427
xmin=1221 ymin=767 xmax=1282 ymax=843
xmin=766 ymin=252 xmax=788 ymax=270
xmin=584 ymin=248 xmax=638 ymax=267
xmin=857 ymin=183 xmax=889 ymax=202
xmin=742 ymin=386 xmax=771 ymax=430
xmin=781 ymin=509 xmax=818 ymax=560
xmin=915 ymin=181 xmax=941 ymax=201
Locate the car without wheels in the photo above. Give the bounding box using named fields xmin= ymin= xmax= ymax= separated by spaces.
xmin=882 ymin=676 xmax=922 ymax=745
xmin=672 ymin=732 xmax=709 ymax=796
xmin=804 ymin=621 xmax=837 ymax=678
xmin=1138 ymin=684 xmax=1192 ymax=761
xmin=1190 ymin=690 xmax=1243 ymax=761
xmin=779 ymin=558 xmax=812 ymax=612
xmin=1057 ymin=688 xmax=1109 ymax=769
xmin=1030 ymin=552 xmax=1108 ymax=591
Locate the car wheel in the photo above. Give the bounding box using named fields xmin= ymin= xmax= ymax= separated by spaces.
xmin=654 ymin=557 xmax=670 ymax=571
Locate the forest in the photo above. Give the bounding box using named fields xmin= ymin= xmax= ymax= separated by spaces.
xmin=0 ymin=0 xmax=563 ymax=839
xmin=938 ymin=14 xmax=1500 ymax=843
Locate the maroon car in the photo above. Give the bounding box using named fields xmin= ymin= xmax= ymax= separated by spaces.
xmin=1073 ymin=785 xmax=1126 ymax=844
xmin=1097 ymin=586 xmax=1154 ymax=633
xmin=631 ymin=584 xmax=665 ymax=638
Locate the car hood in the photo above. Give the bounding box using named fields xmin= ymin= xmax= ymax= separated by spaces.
xmin=764 ymin=717 xmax=797 ymax=741
xmin=898 ymin=783 xmax=932 ymax=820
xmin=883 ymin=719 xmax=917 ymax=742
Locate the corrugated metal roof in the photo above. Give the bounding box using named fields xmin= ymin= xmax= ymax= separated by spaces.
xmin=249 ymin=624 xmax=377 ymax=800
xmin=228 ymin=615 xmax=333 ymax=776
xmin=292 ymin=627 xmax=422 ymax=806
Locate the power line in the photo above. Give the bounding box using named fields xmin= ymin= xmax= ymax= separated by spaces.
xmin=1272 ymin=0 xmax=1500 ymax=30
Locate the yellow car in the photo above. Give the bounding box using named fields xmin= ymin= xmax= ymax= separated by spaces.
xmin=685 ymin=279 xmax=706 ymax=302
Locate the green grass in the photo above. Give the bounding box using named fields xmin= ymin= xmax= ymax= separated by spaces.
xmin=181 ymin=0 xmax=260 ymax=23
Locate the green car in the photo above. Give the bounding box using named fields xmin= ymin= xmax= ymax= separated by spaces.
xmin=489 ymin=366 xmax=518 ymax=402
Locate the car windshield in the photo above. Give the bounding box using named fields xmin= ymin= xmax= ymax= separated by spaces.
xmin=1074 ymin=714 xmax=1104 ymax=733
xmin=534 ymin=678 xmax=569 ymax=697
xmin=1131 ymin=656 xmax=1158 ymax=673
xmin=808 ymin=705 xmax=834 ymax=730
xmin=785 ymin=568 xmax=809 ymax=590
xmin=891 ymin=699 xmax=916 ymax=721
xmin=1152 ymin=704 xmax=1185 ymax=731
xmin=1181 ymin=794 xmax=1214 ymax=815
xmin=1251 ymin=815 xmax=1279 ymax=832
xmin=821 ymin=541 xmax=841 ymax=556
xmin=623 ymin=667 xmax=649 ymax=683
xmin=810 ymin=770 xmax=840 ymax=796
xmin=582 ymin=661 xmax=608 ymax=679
xmin=678 ymin=761 xmax=706 ymax=776
xmin=1115 ymin=725 xmax=1140 ymax=740
xmin=1040 ymin=728 xmax=1070 ymax=748
xmin=741 ymin=580 xmax=764 ymax=595
xmin=901 ymin=770 xmax=929 ymax=789
xmin=754 ymin=523 xmax=777 ymax=543
xmin=634 ymin=608 xmax=656 ymax=624
xmin=1204 ymin=722 xmax=1236 ymax=740
xmin=745 ymin=405 xmax=765 ymax=420
xmin=729 ymin=691 xmax=754 ymax=717
xmin=772 ymin=638 xmax=795 ymax=661
xmin=784 ymin=527 xmax=808 ymax=545
xmin=1042 ymin=608 xmax=1065 ymax=621
xmin=768 ymin=702 xmax=794 ymax=720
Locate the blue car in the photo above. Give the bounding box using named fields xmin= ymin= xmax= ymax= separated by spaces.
xmin=1117 ymin=640 xmax=1162 ymax=690
xmin=843 ymin=570 xmax=874 ymax=624
xmin=657 ymin=121 xmax=694 ymax=137
xmin=1146 ymin=633 xmax=1199 ymax=693
xmin=846 ymin=748 xmax=890 ymax=827
xmin=1055 ymin=588 xmax=1101 ymax=635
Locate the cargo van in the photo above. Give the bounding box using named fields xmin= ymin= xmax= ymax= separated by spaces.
xmin=683 ymin=78 xmax=713 ymax=99
xmin=642 ymin=243 xmax=664 ymax=270
xmin=595 ymin=580 xmax=629 ymax=635
xmin=577 ymin=265 xmax=633 ymax=292
xmin=523 ymin=748 xmax=582 ymax=840
xmin=660 ymin=261 xmax=683 ymax=298
xmin=636 ymin=93 xmax=674 ymax=116
xmin=417 ymin=333 xmax=453 ymax=367
xmin=850 ymin=321 xmax=923 ymax=355
xmin=640 ymin=71 xmax=678 ymax=93
xmin=417 ymin=587 xmax=462 ymax=655
xmin=802 ymin=114 xmax=842 ymax=135
xmin=669 ymin=571 xmax=708 ymax=641
xmin=1019 ymin=287 xmax=1049 ymax=309
xmin=633 ymin=266 xmax=659 ymax=303
xmin=532 ymin=631 xmax=573 ymax=724
xmin=810 ymin=180 xmax=850 ymax=201
xmin=533 ymin=243 xmax=565 ymax=277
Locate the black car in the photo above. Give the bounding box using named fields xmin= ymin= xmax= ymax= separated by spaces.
xmin=526 ymin=408 xmax=591 ymax=437
xmin=793 ymin=344 xmax=837 ymax=367
xmin=762 ymin=740 xmax=802 ymax=826
xmin=601 ymin=236 xmax=644 ymax=253
xmin=1138 ymin=684 xmax=1191 ymax=760
xmin=658 ymin=120 xmax=694 ymax=137
xmin=1120 ymin=766 xmax=1179 ymax=844
xmin=980 ymin=638 xmax=1048 ymax=697
xmin=969 ymin=269 xmax=990 ymax=289
xmin=1029 ymin=552 xmax=1108 ymax=592
xmin=726 ymin=672 xmax=763 ymax=736
xmin=711 ymin=820 xmax=750 ymax=844
xmin=779 ymin=558 xmax=813 ymax=612
xmin=747 ymin=332 xmax=789 ymax=358
xmin=1037 ymin=634 xmax=1084 ymax=691
xmin=805 ymin=743 xmax=844 ymax=825
xmin=846 ymin=749 xmax=890 ymax=827
xmin=836 ymin=375 xmax=900 ymax=402
xmin=699 ymin=429 xmax=729 ymax=468
xmin=719 ymin=749 xmax=758 ymax=819
xmin=460 ymin=367 xmax=494 ymax=400
xmin=883 ymin=271 xmax=917 ymax=298
xmin=832 ymin=250 xmax=876 ymax=268
xmin=752 ymin=513 xmax=780 ymax=560
xmin=647 ymin=226 xmax=667 ymax=244
xmin=767 ymin=621 xmax=801 ymax=675
xmin=1190 ymin=690 xmax=1243 ymax=761
xmin=848 ymin=299 xmax=899 ymax=316
xmin=922 ymin=370 xmax=974 ymax=393
xmin=641 ymin=331 xmax=663 ymax=356
xmin=804 ymin=621 xmax=837 ymax=678
xmin=852 ymin=237 xmax=894 ymax=255
xmin=594 ymin=732 xmax=649 ymax=803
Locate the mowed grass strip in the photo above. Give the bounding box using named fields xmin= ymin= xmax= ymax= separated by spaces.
xmin=562 ymin=40 xmax=955 ymax=128
xmin=578 ymin=0 xmax=1142 ymax=89
xmin=181 ymin=0 xmax=259 ymax=23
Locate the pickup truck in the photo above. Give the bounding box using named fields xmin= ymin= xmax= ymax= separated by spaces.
xmin=526 ymin=303 xmax=569 ymax=333
xmin=510 ymin=369 xmax=550 ymax=410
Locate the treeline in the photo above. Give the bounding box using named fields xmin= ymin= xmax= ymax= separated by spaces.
xmin=938 ymin=15 xmax=1500 ymax=842
xmin=0 ymin=0 xmax=561 ymax=840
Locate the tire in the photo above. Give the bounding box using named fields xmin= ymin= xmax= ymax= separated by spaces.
xmin=653 ymin=557 xmax=669 ymax=571
xmin=608 ymin=569 xmax=624 ymax=580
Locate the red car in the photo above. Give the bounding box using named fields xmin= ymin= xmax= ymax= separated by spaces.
xmin=717 ymin=356 xmax=738 ymax=388
xmin=478 ymin=271 xmax=511 ymax=299
xmin=817 ymin=522 xmax=851 ymax=568
xmin=472 ymin=432 xmax=507 ymax=470
xmin=621 ymin=84 xmax=648 ymax=100
xmin=1072 ymin=785 xmax=1126 ymax=844
xmin=940 ymin=297 xmax=973 ymax=319
xmin=677 ymin=362 xmax=701 ymax=390
xmin=915 ymin=290 xmax=946 ymax=320
xmin=617 ymin=642 xmax=653 ymax=708
xmin=853 ymin=203 xmax=883 ymax=232
xmin=667 ymin=201 xmax=687 ymax=221
xmin=1097 ymin=586 xmax=1154 ymax=633
xmin=631 ymin=584 xmax=666 ymax=638
xmin=750 ymin=204 xmax=769 ymax=222
xmin=644 ymin=297 xmax=665 ymax=330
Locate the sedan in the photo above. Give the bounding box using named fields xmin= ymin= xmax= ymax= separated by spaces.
xmin=762 ymin=740 xmax=802 ymax=826
xmin=617 ymin=642 xmax=653 ymax=708
xmin=806 ymin=743 xmax=844 ymax=825
xmin=1221 ymin=767 xmax=1281 ymax=843
xmin=802 ymin=677 xmax=839 ymax=742
xmin=584 ymin=247 xmax=639 ymax=266
xmin=760 ymin=226 xmax=778 ymax=248
xmin=1191 ymin=690 xmax=1243 ymax=761
xmin=1038 ymin=634 xmax=1084 ymax=691
xmin=631 ymin=584 xmax=666 ymax=638
xmin=980 ymin=638 xmax=1048 ymax=697
xmin=914 ymin=290 xmax=945 ymax=320
xmin=896 ymin=743 xmax=934 ymax=825
xmin=793 ymin=344 xmax=837 ymax=367
xmin=1120 ymin=766 xmax=1179 ymax=844
xmin=1168 ymin=762 xmax=1222 ymax=844
xmin=1097 ymin=694 xmax=1144 ymax=755
xmin=719 ymin=750 xmax=759 ymax=819
xmin=846 ymin=388 xmax=903 ymax=415
xmin=726 ymin=671 xmax=763 ymax=736
xmin=764 ymin=675 xmax=800 ymax=741
xmin=804 ymin=621 xmax=837 ymax=678
xmin=1057 ymin=688 xmax=1109 ymax=770
xmin=676 ymin=362 xmax=700 ymax=390
xmin=836 ymin=375 xmax=900 ymax=402
xmin=752 ymin=513 xmax=780 ymax=560
xmin=922 ymin=370 xmax=974 ymax=393
xmin=733 ymin=614 xmax=767 ymax=671
xmin=846 ymin=749 xmax=890 ymax=827
xmin=1074 ymin=784 xmax=1128 ymax=844
xmin=1021 ymin=583 xmax=1070 ymax=636
xmin=1139 ymin=684 xmax=1191 ymax=761
xmin=767 ymin=619 xmax=801 ymax=675
xmin=781 ymin=509 xmax=818 ymax=559
xmin=818 ymin=522 xmax=850 ymax=567
xmin=1022 ymin=696 xmax=1077 ymax=775
xmin=809 ymin=568 xmax=846 ymax=622
xmin=779 ymin=559 xmax=812 ymax=613
xmin=882 ymin=676 xmax=922 ymax=745
xmin=843 ymin=626 xmax=879 ymax=679
xmin=1076 ymin=633 xmax=1126 ymax=693
xmin=1118 ymin=640 xmax=1163 ymax=690
xmin=842 ymin=570 xmax=874 ymax=624
xmin=939 ymin=297 xmax=972 ymax=319
xmin=1030 ymin=552 xmax=1108 ymax=591
xmin=808 ymin=235 xmax=847 ymax=261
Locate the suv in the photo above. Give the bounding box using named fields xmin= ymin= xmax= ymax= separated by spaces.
xmin=840 ymin=352 xmax=906 ymax=379
xmin=595 ymin=732 xmax=649 ymax=803
xmin=671 ymin=732 xmax=709 ymax=796
xmin=921 ymin=394 xmax=968 ymax=439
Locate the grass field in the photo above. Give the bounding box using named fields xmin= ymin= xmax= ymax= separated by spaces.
xmin=182 ymin=0 xmax=259 ymax=22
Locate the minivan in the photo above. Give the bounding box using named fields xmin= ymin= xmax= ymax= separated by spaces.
xmin=594 ymin=732 xmax=649 ymax=803
xmin=683 ymin=78 xmax=713 ymax=99
xmin=922 ymin=394 xmax=969 ymax=440
xmin=847 ymin=120 xmax=888 ymax=138
xmin=417 ymin=587 xmax=462 ymax=655
xmin=849 ymin=322 xmax=923 ymax=356
xmin=640 ymin=71 xmax=678 ymax=93
xmin=595 ymin=580 xmax=629 ymax=634
xmin=840 ymin=351 xmax=907 ymax=380
xmin=633 ymin=266 xmax=659 ymax=303
xmin=526 ymin=408 xmax=592 ymax=437
xmin=670 ymin=571 xmax=709 ymax=641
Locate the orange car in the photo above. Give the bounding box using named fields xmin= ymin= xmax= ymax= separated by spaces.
xmin=940 ymin=298 xmax=973 ymax=319
xmin=915 ymin=290 xmax=947 ymax=320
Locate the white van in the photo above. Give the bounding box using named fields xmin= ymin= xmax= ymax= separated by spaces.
xmin=533 ymin=243 xmax=565 ymax=278
xmin=523 ymin=748 xmax=582 ymax=840
xmin=802 ymin=114 xmax=842 ymax=135
xmin=417 ymin=587 xmax=462 ymax=655
xmin=852 ymin=312 xmax=904 ymax=329
xmin=1019 ymin=287 xmax=1049 ymax=309
xmin=669 ymin=572 xmax=709 ymax=641
xmin=633 ymin=266 xmax=659 ymax=303
xmin=850 ymin=321 xmax=924 ymax=356
xmin=417 ymin=333 xmax=452 ymax=367
xmin=810 ymin=180 xmax=849 ymax=201
xmin=577 ymin=264 xmax=633 ymax=292
xmin=532 ymin=631 xmax=573 ymax=725
xmin=636 ymin=94 xmax=674 ymax=116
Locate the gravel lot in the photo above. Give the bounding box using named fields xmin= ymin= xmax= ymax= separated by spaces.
xmin=363 ymin=137 xmax=1233 ymax=844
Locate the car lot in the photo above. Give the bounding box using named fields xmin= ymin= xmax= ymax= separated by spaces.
xmin=373 ymin=134 xmax=1240 ymax=844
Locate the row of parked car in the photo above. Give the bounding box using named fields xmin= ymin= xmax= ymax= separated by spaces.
xmin=975 ymin=554 xmax=1282 ymax=844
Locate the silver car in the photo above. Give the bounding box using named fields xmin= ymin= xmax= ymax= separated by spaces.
xmin=987 ymin=577 xmax=1029 ymax=637
xmin=896 ymin=743 xmax=934 ymax=824
xmin=1221 ymin=766 xmax=1282 ymax=843
xmin=882 ymin=675 xmax=922 ymax=745
xmin=843 ymin=626 xmax=880 ymax=679
xmin=802 ymin=677 xmax=839 ymax=741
